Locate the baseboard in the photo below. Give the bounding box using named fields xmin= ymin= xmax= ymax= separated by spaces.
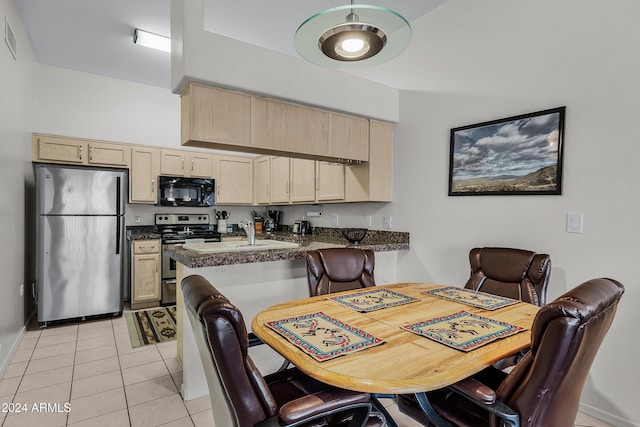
xmin=579 ymin=401 xmax=639 ymax=427
xmin=0 ymin=323 xmax=29 ymax=380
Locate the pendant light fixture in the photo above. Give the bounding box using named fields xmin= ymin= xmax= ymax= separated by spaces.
xmin=295 ymin=1 xmax=411 ymax=68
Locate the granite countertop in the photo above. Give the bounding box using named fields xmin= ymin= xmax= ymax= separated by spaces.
xmin=127 ymin=226 xmax=161 ymax=241
xmin=159 ymin=227 xmax=410 ymax=268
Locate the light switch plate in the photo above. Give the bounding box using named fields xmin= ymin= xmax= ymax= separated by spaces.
xmin=331 ymin=213 xmax=339 ymax=226
xmin=566 ymin=212 xmax=583 ymax=233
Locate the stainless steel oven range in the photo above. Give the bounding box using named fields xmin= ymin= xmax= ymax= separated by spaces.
xmin=154 ymin=213 xmax=221 ymax=305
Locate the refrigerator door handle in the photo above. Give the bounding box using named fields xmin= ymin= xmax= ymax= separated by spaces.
xmin=116 ymin=215 xmax=121 ymax=255
xmin=116 ymin=177 xmax=121 ymax=216
xmin=115 ymin=176 xmax=121 ymax=255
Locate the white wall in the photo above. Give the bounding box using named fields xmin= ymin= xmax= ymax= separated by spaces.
xmin=388 ymin=1 xmax=640 ymax=425
xmin=33 ymin=64 xmax=181 ymax=147
xmin=0 ymin=0 xmax=34 ymax=375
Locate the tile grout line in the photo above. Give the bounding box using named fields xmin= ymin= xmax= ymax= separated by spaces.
xmin=65 ymin=326 xmax=79 ymax=426
xmin=3 ymin=329 xmax=40 ymax=425
xmin=113 ymin=318 xmax=134 ymax=427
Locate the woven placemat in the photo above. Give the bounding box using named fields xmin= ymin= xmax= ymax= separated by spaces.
xmin=401 ymin=310 xmax=525 ymax=352
xmin=265 ymin=312 xmax=384 ymax=361
xmin=425 ymin=286 xmax=519 ymax=310
xmin=329 ymin=288 xmax=418 ymax=312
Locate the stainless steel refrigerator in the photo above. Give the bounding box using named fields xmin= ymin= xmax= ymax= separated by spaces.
xmin=36 ymin=164 xmax=126 ymax=325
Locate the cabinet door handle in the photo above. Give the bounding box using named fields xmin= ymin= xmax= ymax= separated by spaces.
xmin=191 ymin=159 xmax=194 ymax=172
xmin=78 ymin=146 xmax=83 ymax=160
xmin=182 ymin=158 xmax=185 ymax=171
xmin=266 ymin=183 xmax=269 ymax=197
xmin=286 ymin=181 xmax=289 ymax=195
xmin=89 ymin=145 xmax=93 ymax=161
xmin=217 ymin=184 xmax=221 ymax=197
xmin=151 ymin=179 xmax=155 ymax=193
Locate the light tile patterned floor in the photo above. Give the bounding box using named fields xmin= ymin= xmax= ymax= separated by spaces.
xmin=0 ymin=314 xmax=615 ymax=426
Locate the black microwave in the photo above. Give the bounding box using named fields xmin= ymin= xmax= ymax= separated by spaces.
xmin=158 ymin=176 xmax=215 ymax=207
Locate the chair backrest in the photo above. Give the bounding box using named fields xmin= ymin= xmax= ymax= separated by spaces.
xmin=495 ymin=278 xmax=624 ymax=427
xmin=306 ymin=248 xmax=376 ymax=296
xmin=465 ymin=247 xmax=551 ymax=306
xmin=181 ymin=275 xmax=279 ymax=427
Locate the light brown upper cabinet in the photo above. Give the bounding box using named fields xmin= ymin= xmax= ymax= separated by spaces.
xmin=282 ymin=104 xmax=329 ymax=157
xmin=290 ymin=158 xmax=316 ymax=203
xmin=33 ymin=134 xmax=130 ymax=167
xmin=182 ymin=82 xmax=381 ymax=164
xmin=216 ymin=156 xmax=254 ymax=205
xmin=252 ymin=97 xmax=330 ymax=158
xmin=254 ymin=155 xmax=292 ymax=205
xmin=316 ymin=161 xmax=345 ymax=201
xmin=287 ymin=159 xmax=345 ymax=204
xmin=251 ymin=97 xmax=286 ymax=150
xmin=269 ymin=156 xmax=291 ymax=204
xmin=345 ymin=120 xmax=393 ymax=202
xmin=130 ymin=146 xmax=159 ymax=204
xmin=189 ymin=152 xmax=215 ymax=177
xmin=254 ymin=156 xmax=271 ymax=205
xmin=159 ymin=149 xmax=213 ymax=178
xmin=328 ymin=113 xmax=369 ymax=162
xmin=181 ymin=83 xmax=252 ymax=148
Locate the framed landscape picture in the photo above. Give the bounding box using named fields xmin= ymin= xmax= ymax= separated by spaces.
xmin=448 ymin=106 xmax=565 ymax=196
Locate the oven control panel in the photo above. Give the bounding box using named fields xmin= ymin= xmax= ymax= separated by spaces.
xmin=155 ymin=213 xmax=210 ymax=226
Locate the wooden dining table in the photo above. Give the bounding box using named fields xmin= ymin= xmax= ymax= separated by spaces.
xmin=251 ymin=282 xmax=540 ymax=427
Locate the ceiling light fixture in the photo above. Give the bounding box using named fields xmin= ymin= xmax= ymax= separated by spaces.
xmin=133 ymin=29 xmax=171 ymax=53
xmin=295 ymin=1 xmax=411 ymax=68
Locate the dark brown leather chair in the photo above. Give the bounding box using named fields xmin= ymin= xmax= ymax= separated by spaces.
xmin=181 ymin=274 xmax=386 ymax=427
xmin=306 ymin=248 xmax=376 ymax=296
xmin=465 ymin=247 xmax=551 ymax=306
xmin=397 ymin=277 xmax=625 ymax=427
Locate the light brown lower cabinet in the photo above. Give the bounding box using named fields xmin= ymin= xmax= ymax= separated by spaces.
xmin=131 ymin=240 xmax=161 ymax=310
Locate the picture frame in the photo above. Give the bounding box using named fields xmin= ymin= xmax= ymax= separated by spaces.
xmin=448 ymin=106 xmax=565 ymax=196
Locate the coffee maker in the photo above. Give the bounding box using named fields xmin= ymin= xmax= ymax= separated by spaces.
xmin=266 ymin=210 xmax=283 ymax=232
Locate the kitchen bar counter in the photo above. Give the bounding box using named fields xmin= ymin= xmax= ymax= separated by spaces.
xmin=164 ymin=228 xmax=410 ymax=268
xmin=174 ymin=228 xmax=408 ymax=400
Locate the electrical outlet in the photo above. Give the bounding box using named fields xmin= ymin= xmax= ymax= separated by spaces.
xmin=383 ymin=216 xmax=392 ymax=229
xmin=364 ymin=215 xmax=372 ymax=227
xmin=331 ymin=213 xmax=339 ymax=226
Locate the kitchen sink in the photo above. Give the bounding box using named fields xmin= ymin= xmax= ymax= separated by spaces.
xmin=182 ymin=240 xmax=300 ymax=253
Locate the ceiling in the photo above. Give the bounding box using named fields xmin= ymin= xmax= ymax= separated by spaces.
xmin=15 ymin=0 xmax=444 ymax=90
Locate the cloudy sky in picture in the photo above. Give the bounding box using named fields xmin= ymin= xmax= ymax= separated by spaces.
xmin=451 ymin=111 xmax=561 ymax=181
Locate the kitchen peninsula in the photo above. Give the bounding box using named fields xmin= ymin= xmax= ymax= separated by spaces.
xmin=165 ymin=227 xmax=409 ymax=400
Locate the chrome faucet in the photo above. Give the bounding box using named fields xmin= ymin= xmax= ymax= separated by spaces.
xmin=239 ymin=219 xmax=256 ymax=245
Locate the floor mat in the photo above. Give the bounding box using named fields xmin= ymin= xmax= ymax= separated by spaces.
xmin=125 ymin=306 xmax=177 ymax=348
